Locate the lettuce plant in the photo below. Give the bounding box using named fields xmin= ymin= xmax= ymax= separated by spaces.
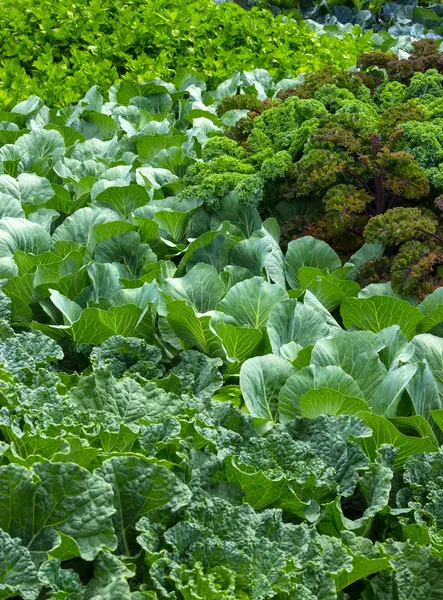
xmin=0 ymin=0 xmax=373 ymax=108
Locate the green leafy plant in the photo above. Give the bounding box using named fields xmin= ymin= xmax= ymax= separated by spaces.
xmin=0 ymin=0 xmax=373 ymax=108
xmin=187 ymin=50 xmax=443 ymax=297
xmin=2 ymin=73 xmax=443 ymax=598
xmin=2 ymin=226 xmax=443 ymax=596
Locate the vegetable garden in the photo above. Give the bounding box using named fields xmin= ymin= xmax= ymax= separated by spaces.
xmin=3 ymin=0 xmax=443 ymax=598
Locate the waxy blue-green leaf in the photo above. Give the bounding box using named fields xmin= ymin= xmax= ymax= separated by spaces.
xmin=0 ymin=173 xmax=54 ymax=209
xmin=406 ymin=361 xmax=441 ymax=423
xmin=187 ymin=234 xmax=236 ymax=274
xmin=52 ymin=207 xmax=120 ymax=247
xmin=212 ymin=191 xmax=262 ymax=238
xmin=279 ymin=365 xmax=364 ymax=422
xmin=311 ymin=331 xmax=387 ymax=400
xmin=376 ymin=326 xmax=415 ymax=371
xmin=94 ymin=184 xmax=150 ymax=218
xmin=94 ymin=231 xmax=156 ymax=276
xmin=298 ymin=267 xmax=360 ymax=311
xmin=368 ymin=363 xmax=417 ymax=417
xmin=213 ymin=322 xmax=263 ymax=369
xmin=15 ymin=129 xmax=65 ymax=162
xmin=230 ymin=236 xmax=274 ymax=277
xmin=137 ymin=197 xmax=202 ymax=242
xmin=137 ymin=134 xmax=188 ymax=161
xmin=165 ymin=299 xmax=225 ymax=358
xmin=218 ymin=276 xmax=288 ymax=329
xmin=177 ymin=221 xmax=231 ymax=274
xmin=0 ymin=195 xmax=24 ymax=219
xmin=0 ymin=217 xmax=52 ymax=257
xmin=347 ymin=241 xmax=384 ymax=279
xmin=284 ymin=236 xmax=341 ymax=289
xmin=300 ymin=388 xmax=368 ymax=419
xmin=162 ymin=263 xmax=225 ymax=313
xmin=358 ymin=282 xmax=417 ymax=305
xmin=417 ymin=287 xmax=443 ymax=333
xmin=240 ymin=354 xmax=296 ymax=422
xmin=267 ymin=298 xmax=332 ymax=357
xmin=412 ymin=334 xmax=443 ymax=396
xmin=341 ymin=296 xmax=424 ymax=340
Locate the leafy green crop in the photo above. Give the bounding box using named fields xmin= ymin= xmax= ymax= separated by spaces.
xmin=2 ymin=229 xmax=443 ymax=597
xmin=2 ymin=72 xmax=443 ymax=598
xmin=183 ymin=43 xmax=443 ymax=299
xmin=222 ymin=0 xmax=443 ymax=46
xmin=0 ymin=0 xmax=374 ymax=109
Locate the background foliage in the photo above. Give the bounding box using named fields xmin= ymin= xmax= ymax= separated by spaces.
xmin=222 ymin=0 xmax=443 ymax=40
xmin=0 ymin=0 xmax=373 ymax=109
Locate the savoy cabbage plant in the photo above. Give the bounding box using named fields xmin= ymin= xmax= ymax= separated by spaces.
xmin=1 ymin=229 xmax=443 ymax=597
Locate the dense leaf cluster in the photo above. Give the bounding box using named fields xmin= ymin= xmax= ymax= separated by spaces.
xmin=222 ymin=0 xmax=443 ymax=43
xmin=3 ymin=231 xmax=443 ymax=597
xmin=184 ymin=44 xmax=443 ymax=298
xmin=2 ymin=66 xmax=443 ymax=598
xmin=0 ymin=0 xmax=374 ymax=109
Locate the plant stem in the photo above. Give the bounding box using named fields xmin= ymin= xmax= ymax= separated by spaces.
xmin=415 ymin=228 xmax=443 ymax=244
xmin=345 ymin=227 xmax=365 ymax=239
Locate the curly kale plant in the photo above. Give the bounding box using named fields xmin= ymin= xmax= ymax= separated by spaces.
xmin=191 ymin=57 xmax=443 ymax=296
xmin=361 ymin=207 xmax=443 ymax=297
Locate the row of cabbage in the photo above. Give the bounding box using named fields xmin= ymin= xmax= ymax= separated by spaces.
xmin=1 ymin=68 xmax=443 ymax=598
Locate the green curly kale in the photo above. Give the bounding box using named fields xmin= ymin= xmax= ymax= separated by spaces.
xmin=398 ymin=120 xmax=443 ymax=169
xmin=249 ymin=96 xmax=327 ymax=150
xmin=260 ymin=150 xmax=292 ymax=181
xmin=292 ymin=149 xmax=344 ymax=197
xmin=323 ymin=184 xmax=372 ymax=231
xmin=391 ymin=241 xmax=443 ymax=298
xmin=313 ymin=84 xmax=359 ymax=113
xmin=215 ymin=94 xmax=262 ymax=118
xmin=202 ymin=137 xmax=247 ymax=161
xmin=276 ymin=66 xmax=374 ymax=103
xmin=364 ymin=207 xmax=438 ymax=246
xmin=180 ymin=62 xmax=443 ymax=295
xmin=362 ymin=208 xmax=443 ymax=296
xmin=406 ymin=69 xmax=443 ymax=99
xmin=374 ymin=81 xmax=407 ymax=110
xmin=235 ymin=173 xmax=265 ymax=207
xmin=183 ymin=172 xmax=257 ymax=209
